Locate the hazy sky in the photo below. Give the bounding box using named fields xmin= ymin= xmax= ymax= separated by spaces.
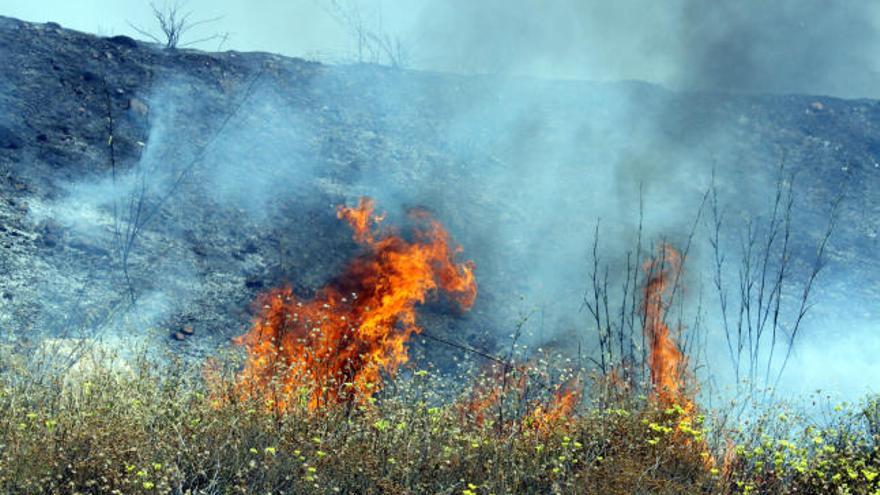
xmin=4 ymin=0 xmax=880 ymax=98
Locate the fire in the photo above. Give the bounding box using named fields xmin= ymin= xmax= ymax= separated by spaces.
xmin=462 ymin=385 xmax=502 ymax=426
xmin=233 ymin=197 xmax=477 ymax=411
xmin=642 ymin=244 xmax=687 ymax=406
xmin=459 ymin=364 xmax=528 ymax=427
xmin=642 ymin=244 xmax=715 ymax=466
xmin=527 ymin=378 xmax=581 ymax=432
xmin=459 ymin=364 xmax=580 ymax=433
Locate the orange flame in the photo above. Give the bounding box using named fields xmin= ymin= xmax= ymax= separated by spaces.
xmin=642 ymin=244 xmax=716 ymax=467
xmin=462 ymin=386 xmax=502 ymax=426
xmin=459 ymin=364 xmax=528 ymax=426
xmin=642 ymin=244 xmax=687 ymax=406
xmin=527 ymin=378 xmax=581 ymax=432
xmin=232 ymin=197 xmax=476 ymax=411
xmin=459 ymin=364 xmax=580 ymax=433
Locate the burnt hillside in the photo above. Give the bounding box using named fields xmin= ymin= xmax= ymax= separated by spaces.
xmin=0 ymin=15 xmax=878 ymax=383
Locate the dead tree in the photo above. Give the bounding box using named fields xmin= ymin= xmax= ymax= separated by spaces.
xmin=321 ymin=0 xmax=411 ymax=68
xmin=128 ymin=1 xmax=227 ymax=50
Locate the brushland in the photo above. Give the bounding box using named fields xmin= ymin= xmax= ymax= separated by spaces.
xmin=0 ymin=197 xmax=878 ymax=494
xmin=0 ymin=343 xmax=877 ymax=494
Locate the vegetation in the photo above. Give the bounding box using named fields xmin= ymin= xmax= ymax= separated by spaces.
xmin=0 ymin=176 xmax=866 ymax=493
xmin=127 ymin=1 xmax=228 ymax=50
xmin=0 ymin=343 xmax=877 ymax=495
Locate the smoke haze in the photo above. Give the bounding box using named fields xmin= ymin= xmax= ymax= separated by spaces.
xmin=1 ymin=2 xmax=877 ymax=404
xmin=5 ymin=0 xmax=880 ymax=97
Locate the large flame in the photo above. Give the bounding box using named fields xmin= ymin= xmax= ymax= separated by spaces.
xmin=642 ymin=244 xmax=687 ymax=406
xmin=233 ymin=197 xmax=476 ymax=411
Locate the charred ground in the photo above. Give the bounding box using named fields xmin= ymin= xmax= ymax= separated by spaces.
xmin=0 ymin=15 xmax=878 ymax=377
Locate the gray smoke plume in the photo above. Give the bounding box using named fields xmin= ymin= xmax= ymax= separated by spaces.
xmin=409 ymin=0 xmax=880 ymax=98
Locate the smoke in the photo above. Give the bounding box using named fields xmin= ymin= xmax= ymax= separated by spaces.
xmin=13 ymin=2 xmax=876 ymax=402
xmin=351 ymin=0 xmax=878 ymax=399
xmin=677 ymin=0 xmax=880 ymax=98
xmin=200 ymin=84 xmax=319 ymax=221
xmin=780 ymin=313 xmax=880 ymax=399
xmin=408 ymin=0 xmax=880 ymax=98
xmin=25 ymin=71 xmax=328 ymax=341
xmin=401 ymin=0 xmax=879 ymax=402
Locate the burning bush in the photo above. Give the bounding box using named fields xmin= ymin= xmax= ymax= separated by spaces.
xmin=232 ymin=197 xmax=477 ymax=411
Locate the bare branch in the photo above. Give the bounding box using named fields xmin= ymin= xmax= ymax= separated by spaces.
xmin=128 ymin=1 xmax=227 ymax=50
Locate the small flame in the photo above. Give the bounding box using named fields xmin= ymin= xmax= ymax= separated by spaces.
xmin=642 ymin=244 xmax=715 ymax=467
xmin=459 ymin=364 xmax=528 ymax=426
xmin=642 ymin=244 xmax=687 ymax=406
xmin=459 ymin=364 xmax=580 ymax=432
xmin=233 ymin=197 xmax=476 ymax=411
xmin=462 ymin=386 xmax=502 ymax=426
xmin=527 ymin=378 xmax=581 ymax=432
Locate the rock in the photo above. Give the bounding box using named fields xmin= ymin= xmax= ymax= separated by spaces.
xmin=38 ymin=220 xmax=63 ymax=248
xmin=107 ymin=35 xmax=138 ymax=49
xmin=244 ymin=276 xmax=263 ymax=289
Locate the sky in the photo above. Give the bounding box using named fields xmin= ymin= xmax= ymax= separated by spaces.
xmin=4 ymin=0 xmax=880 ymax=99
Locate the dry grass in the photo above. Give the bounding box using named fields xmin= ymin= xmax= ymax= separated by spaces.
xmin=0 ymin=344 xmax=877 ymax=494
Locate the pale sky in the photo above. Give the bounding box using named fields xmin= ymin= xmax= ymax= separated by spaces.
xmin=1 ymin=0 xmax=399 ymax=60
xmin=4 ymin=0 xmax=880 ymax=98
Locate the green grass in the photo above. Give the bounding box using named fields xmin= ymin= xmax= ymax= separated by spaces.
xmin=0 ymin=344 xmax=877 ymax=494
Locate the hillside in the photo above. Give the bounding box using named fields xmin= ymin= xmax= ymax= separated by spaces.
xmin=0 ymin=15 xmax=878 ymax=384
xmin=3 ymin=13 xmax=880 ymax=495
